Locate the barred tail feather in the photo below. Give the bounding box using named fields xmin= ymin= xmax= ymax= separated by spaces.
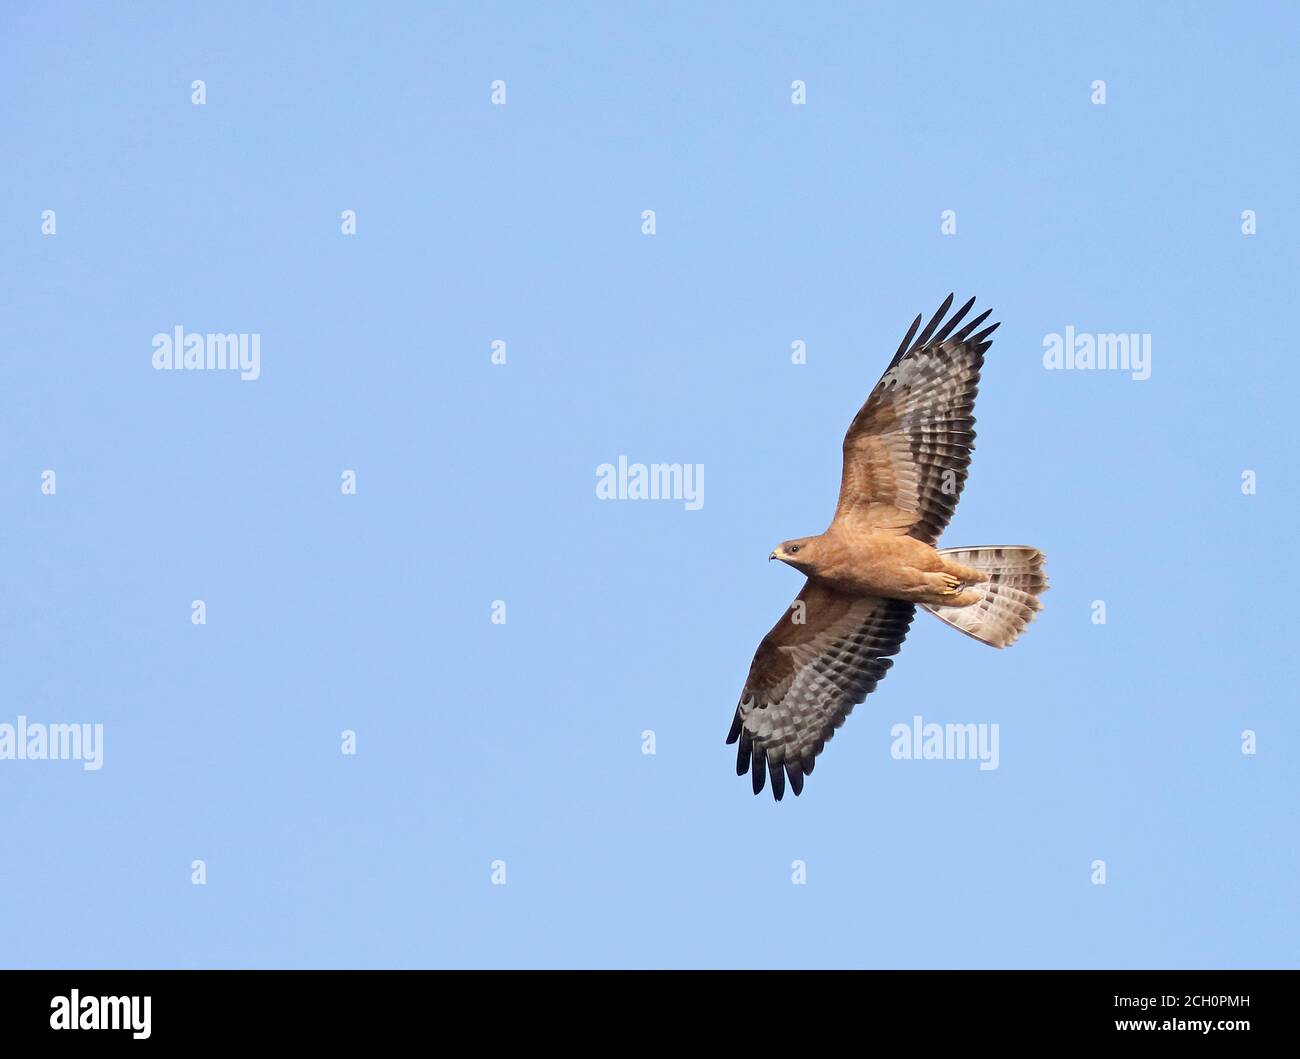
xmin=924 ymin=546 xmax=1047 ymax=648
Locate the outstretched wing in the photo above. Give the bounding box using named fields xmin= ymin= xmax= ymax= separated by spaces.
xmin=726 ymin=579 xmax=915 ymax=800
xmin=833 ymin=294 xmax=999 ymax=545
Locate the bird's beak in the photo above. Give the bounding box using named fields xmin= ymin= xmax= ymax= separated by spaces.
xmin=769 ymin=550 xmax=780 ymax=562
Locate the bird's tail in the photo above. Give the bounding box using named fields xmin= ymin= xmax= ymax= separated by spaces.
xmin=923 ymin=546 xmax=1048 ymax=648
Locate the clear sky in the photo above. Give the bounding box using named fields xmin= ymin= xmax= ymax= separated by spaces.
xmin=1 ymin=2 xmax=1296 ymax=968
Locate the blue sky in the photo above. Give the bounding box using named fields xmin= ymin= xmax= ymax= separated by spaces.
xmin=1 ymin=2 xmax=1296 ymax=968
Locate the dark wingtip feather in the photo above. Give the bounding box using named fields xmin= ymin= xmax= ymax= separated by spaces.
xmin=770 ymin=762 xmax=786 ymax=801
xmin=751 ymin=751 xmax=767 ymax=796
xmin=725 ymin=709 xmax=742 ymax=745
xmin=787 ymin=762 xmax=805 ymax=797
xmin=952 ymin=308 xmax=992 ymax=342
xmin=912 ymin=292 xmax=954 ymax=349
xmin=932 ymin=295 xmax=976 ymax=344
xmin=735 ymin=737 xmax=751 ymax=776
xmin=894 ymin=310 xmax=925 ymax=369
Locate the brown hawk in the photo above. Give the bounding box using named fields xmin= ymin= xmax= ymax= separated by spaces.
xmin=727 ymin=294 xmax=1048 ymax=800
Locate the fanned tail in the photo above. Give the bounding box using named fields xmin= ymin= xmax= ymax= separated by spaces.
xmin=923 ymin=546 xmax=1047 ymax=648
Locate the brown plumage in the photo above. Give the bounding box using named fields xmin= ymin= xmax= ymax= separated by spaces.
xmin=727 ymin=295 xmax=1048 ymax=800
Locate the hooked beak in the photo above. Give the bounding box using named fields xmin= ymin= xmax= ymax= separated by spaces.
xmin=769 ymin=549 xmax=780 ymax=562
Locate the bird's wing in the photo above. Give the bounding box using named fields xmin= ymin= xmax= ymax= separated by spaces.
xmin=726 ymin=578 xmax=915 ymax=800
xmin=833 ymin=294 xmax=999 ymax=545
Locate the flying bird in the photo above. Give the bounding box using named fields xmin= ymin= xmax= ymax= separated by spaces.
xmin=727 ymin=294 xmax=1048 ymax=800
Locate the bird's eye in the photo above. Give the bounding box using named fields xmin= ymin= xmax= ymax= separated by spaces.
xmin=788 ymin=544 xmax=800 ymax=554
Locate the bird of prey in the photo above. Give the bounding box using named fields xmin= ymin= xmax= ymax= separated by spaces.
xmin=727 ymin=294 xmax=1048 ymax=800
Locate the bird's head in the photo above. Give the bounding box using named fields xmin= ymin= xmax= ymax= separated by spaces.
xmin=770 ymin=536 xmax=819 ymax=572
